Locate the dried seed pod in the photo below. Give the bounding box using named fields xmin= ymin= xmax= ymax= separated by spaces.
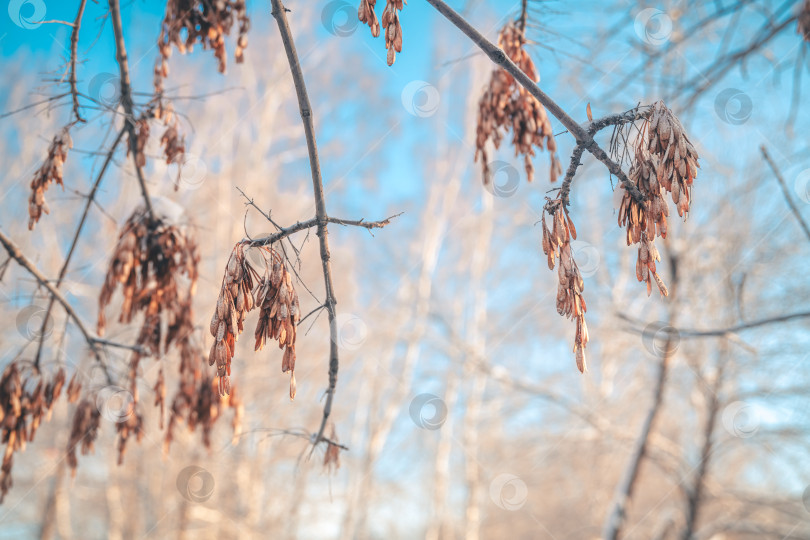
xmin=252 ymin=248 xmax=300 ymax=400
xmin=66 ymin=398 xmax=101 ymax=477
xmin=541 ymin=198 xmax=589 ymax=373
xmin=115 ymin=405 xmax=143 ymax=466
xmin=98 ymin=202 xmax=199 ymax=356
xmin=0 ymin=365 xmax=68 ymax=501
xmin=358 ymin=0 xmax=380 ymax=37
xmin=618 ymin=100 xmax=699 ymax=297
xmin=209 ymin=244 xmax=257 ymax=396
xmin=381 ymin=0 xmax=404 ymax=66
xmin=160 ymin=120 xmax=186 ymax=189
xmin=155 ymin=0 xmax=250 ymax=94
xmin=127 ymin=117 xmax=149 ymax=169
xmin=475 ymin=23 xmax=561 ymax=186
xmin=27 ymin=127 xmax=72 ymax=230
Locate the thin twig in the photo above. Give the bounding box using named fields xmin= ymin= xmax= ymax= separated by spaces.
xmin=325 ymin=213 xmax=404 ymax=236
xmin=425 ymin=0 xmax=645 ymax=205
xmin=37 ymin=20 xmax=76 ymax=27
xmin=760 ymin=145 xmax=810 ymax=243
xmin=617 ymin=310 xmax=810 ymax=338
xmin=517 ymin=0 xmax=528 ymax=32
xmin=33 ymin=127 xmax=127 ymax=371
xmin=269 ymin=0 xmax=340 ymax=454
xmin=561 ymin=107 xmax=653 ymax=205
xmin=680 ymin=14 xmax=797 ymax=109
xmin=69 ymin=0 xmax=88 ymax=123
xmin=0 ymin=94 xmax=71 ymax=120
xmin=109 ymin=0 xmax=154 ymax=219
xmin=245 ymin=214 xmax=401 ymax=246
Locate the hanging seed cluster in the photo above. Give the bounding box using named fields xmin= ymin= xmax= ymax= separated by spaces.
xmin=165 ymin=373 xmax=243 ymax=452
xmin=155 ymin=0 xmax=250 ymax=94
xmin=799 ymin=0 xmax=810 ymax=41
xmin=128 ymin=117 xmax=149 ymax=169
xmin=209 ymin=243 xmax=300 ymax=398
xmin=618 ymin=100 xmax=699 ymax=297
xmin=27 ymin=127 xmax=72 ymax=230
xmin=66 ymin=397 xmax=100 ymax=476
xmin=154 ymin=102 xmax=186 ymax=184
xmin=0 ymin=364 xmax=66 ymax=502
xmin=114 ymin=404 xmax=143 ymax=466
xmin=541 ymin=199 xmax=589 ymax=373
xmin=358 ymin=0 xmax=405 ymax=66
xmin=358 ymin=0 xmax=379 ymax=37
xmin=98 ymin=206 xmax=199 ymax=356
xmin=382 ymin=1 xmax=404 ymax=66
xmin=165 ymin=305 xmax=243 ymax=452
xmin=209 ymin=244 xmax=256 ymax=396
xmin=253 ymin=248 xmax=300 ymax=400
xmin=475 ymin=23 xmax=560 ymax=185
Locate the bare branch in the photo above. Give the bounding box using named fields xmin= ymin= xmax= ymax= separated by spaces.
xmin=0 ymin=229 xmax=144 ymax=383
xmin=602 ymin=258 xmax=680 ymax=540
xmin=69 ymin=0 xmax=88 ymax=123
xmin=760 ymin=145 xmax=810 ymax=243
xmin=560 ymin=143 xmax=585 ymax=207
xmin=269 ymin=0 xmax=340 ymax=453
xmin=109 ymin=0 xmax=154 ymax=220
xmin=618 ymin=311 xmax=810 ymax=338
xmin=238 ymin=186 xmax=401 ymax=244
xmin=680 ymin=14 xmax=797 ymax=109
xmin=425 ymin=0 xmax=646 ymax=205
xmin=325 ymin=213 xmax=404 ymax=236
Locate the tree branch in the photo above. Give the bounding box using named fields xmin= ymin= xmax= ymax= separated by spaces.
xmin=618 ymin=310 xmax=810 ymax=338
xmin=561 ymin=107 xmax=653 ymax=205
xmin=425 ymin=0 xmax=645 ymax=205
xmin=680 ymin=14 xmax=797 ymax=109
xmin=68 ymin=0 xmax=88 ymax=123
xmin=269 ymin=0 xmax=340 ymax=452
xmin=244 ymin=214 xmax=401 ymax=247
xmin=109 ymin=0 xmax=154 ymax=220
xmin=0 ymin=230 xmax=145 ymax=383
xmin=680 ymin=359 xmax=726 ymax=540
xmin=602 ymin=258 xmax=680 ymax=540
xmin=760 ymin=145 xmax=810 ymax=243
xmin=33 ymin=127 xmax=127 ymax=371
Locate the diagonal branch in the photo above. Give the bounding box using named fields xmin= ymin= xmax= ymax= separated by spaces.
xmin=680 ymin=14 xmax=797 ymax=109
xmin=0 ymin=230 xmax=144 ymax=383
xmin=269 ymin=0 xmax=340 ymax=452
xmin=109 ymin=0 xmax=154 ymax=220
xmin=33 ymin=127 xmax=127 ymax=371
xmin=760 ymin=145 xmax=810 ymax=243
xmin=602 ymin=257 xmax=680 ymax=540
xmin=425 ymin=0 xmax=645 ymax=205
